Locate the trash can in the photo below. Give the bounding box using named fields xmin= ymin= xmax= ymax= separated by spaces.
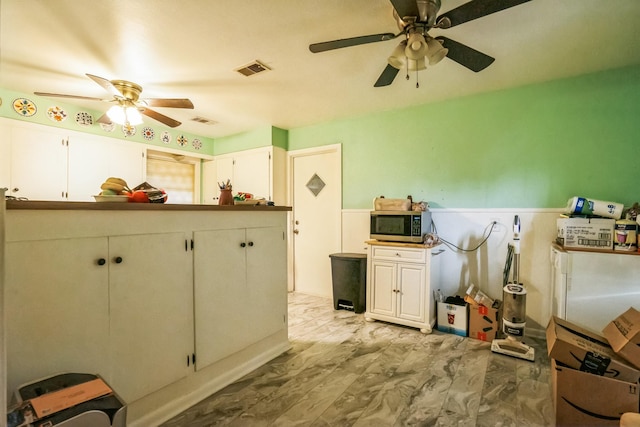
xmin=329 ymin=253 xmax=367 ymax=313
xmin=9 ymin=373 xmax=126 ymax=427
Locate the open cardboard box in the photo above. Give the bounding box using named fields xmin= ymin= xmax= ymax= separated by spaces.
xmin=552 ymin=359 xmax=640 ymax=426
xmin=547 ymin=315 xmax=640 ymax=383
xmin=604 ymin=307 xmax=640 ymax=370
xmin=468 ymin=301 xmax=502 ymax=342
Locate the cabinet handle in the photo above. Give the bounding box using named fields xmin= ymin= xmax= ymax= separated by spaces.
xmin=248 ymin=241 xmax=254 ymax=247
xmin=395 ymin=253 xmax=400 ymax=257
xmin=240 ymin=242 xmax=246 ymax=248
xmin=97 ymin=258 xmax=106 ymax=266
xmin=114 ymin=256 xmax=123 ymax=264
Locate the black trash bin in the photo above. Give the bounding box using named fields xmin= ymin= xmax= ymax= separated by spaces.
xmin=329 ymin=253 xmax=367 ymax=313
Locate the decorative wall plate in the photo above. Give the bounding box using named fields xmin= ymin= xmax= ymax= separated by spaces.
xmin=160 ymin=131 xmax=171 ymax=144
xmin=192 ymin=138 xmax=202 ymax=150
xmin=142 ymin=127 xmax=155 ymax=141
xmin=47 ymin=106 xmax=68 ymax=122
xmin=122 ymin=124 xmax=136 ymax=137
xmin=100 ymin=122 xmax=115 ymax=132
xmin=177 ymin=135 xmax=188 ymax=147
xmin=13 ymin=98 xmax=37 ymax=117
xmin=75 ymin=111 xmax=93 ymax=126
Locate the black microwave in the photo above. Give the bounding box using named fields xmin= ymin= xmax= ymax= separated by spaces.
xmin=370 ymin=210 xmax=432 ymax=243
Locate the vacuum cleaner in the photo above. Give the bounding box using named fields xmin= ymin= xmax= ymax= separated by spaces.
xmin=491 ymin=215 xmax=535 ymax=361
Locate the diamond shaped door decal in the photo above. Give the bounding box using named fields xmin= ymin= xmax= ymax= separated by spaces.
xmin=306 ymin=173 xmax=326 ymax=197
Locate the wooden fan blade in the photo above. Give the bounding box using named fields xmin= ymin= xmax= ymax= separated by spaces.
xmin=143 ymin=98 xmax=194 ymax=109
xmin=96 ymin=113 xmax=112 ymax=125
xmin=34 ymin=92 xmax=105 ymax=102
xmin=140 ymin=108 xmax=182 ymax=128
xmin=437 ymin=0 xmax=532 ymax=28
xmin=374 ymin=64 xmax=400 ymax=87
xmin=309 ymin=33 xmax=397 ymax=53
xmin=437 ymin=36 xmax=495 ymax=72
xmin=86 ymin=73 xmax=124 ymax=98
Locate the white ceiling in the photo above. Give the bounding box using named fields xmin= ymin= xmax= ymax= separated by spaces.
xmin=2 ymin=0 xmax=640 ymax=139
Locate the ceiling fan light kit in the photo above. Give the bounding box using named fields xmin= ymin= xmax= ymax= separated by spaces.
xmin=107 ymin=104 xmax=143 ymax=126
xmin=309 ymin=0 xmax=532 ymax=87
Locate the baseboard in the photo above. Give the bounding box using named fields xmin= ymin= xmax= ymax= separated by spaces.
xmin=128 ymin=341 xmax=291 ymax=427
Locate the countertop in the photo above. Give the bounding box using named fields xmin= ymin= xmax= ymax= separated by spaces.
xmin=6 ymin=200 xmax=292 ymax=211
xmin=366 ymin=239 xmax=442 ymax=250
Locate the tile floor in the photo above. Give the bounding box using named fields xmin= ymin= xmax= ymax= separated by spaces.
xmin=161 ymin=292 xmax=553 ymax=426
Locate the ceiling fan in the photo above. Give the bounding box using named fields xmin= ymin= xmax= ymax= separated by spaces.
xmin=309 ymin=0 xmax=532 ymax=87
xmin=35 ymin=73 xmax=194 ymax=127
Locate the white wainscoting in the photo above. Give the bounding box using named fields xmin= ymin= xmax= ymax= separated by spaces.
xmin=342 ymin=208 xmax=564 ymax=337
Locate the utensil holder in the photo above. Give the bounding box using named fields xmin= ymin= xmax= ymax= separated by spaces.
xmin=219 ymin=189 xmax=233 ymax=205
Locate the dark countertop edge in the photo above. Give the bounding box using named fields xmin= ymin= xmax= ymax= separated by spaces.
xmin=6 ymin=200 xmax=292 ymax=211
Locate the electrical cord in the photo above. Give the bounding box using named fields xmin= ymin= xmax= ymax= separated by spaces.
xmin=429 ymin=221 xmax=498 ymax=252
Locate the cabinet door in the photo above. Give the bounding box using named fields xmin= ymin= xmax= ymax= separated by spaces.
xmin=396 ymin=263 xmax=426 ymax=322
xmin=5 ymin=237 xmax=110 ymax=394
xmin=10 ymin=126 xmax=67 ymax=200
xmin=68 ymin=136 xmax=145 ymax=201
xmin=108 ymin=232 xmax=193 ymax=403
xmin=369 ymin=260 xmax=396 ymax=317
xmin=193 ymin=228 xmax=247 ymax=371
xmin=246 ymin=226 xmax=287 ymax=342
xmin=233 ymin=150 xmax=270 ymax=200
xmin=215 ymin=156 xmax=234 ymax=200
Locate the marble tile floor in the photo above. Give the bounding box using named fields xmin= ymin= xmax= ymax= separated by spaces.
xmin=161 ymin=292 xmax=553 ymax=426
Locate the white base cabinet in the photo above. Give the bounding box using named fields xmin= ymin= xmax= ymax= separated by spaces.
xmin=365 ymin=242 xmax=442 ymax=333
xmin=5 ymin=206 xmax=289 ymax=426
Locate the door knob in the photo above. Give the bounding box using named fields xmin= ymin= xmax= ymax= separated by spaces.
xmin=12 ymin=188 xmax=19 ymax=193
xmin=293 ymin=229 xmax=299 ymax=234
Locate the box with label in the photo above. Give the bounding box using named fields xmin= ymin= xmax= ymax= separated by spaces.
xmin=556 ymin=217 xmax=615 ymax=250
xmin=437 ymin=301 xmax=468 ymax=337
xmin=468 ymin=301 xmax=502 ymax=342
xmin=546 ymin=316 xmax=640 ymax=383
xmin=551 ymin=359 xmax=639 ymax=427
xmin=603 ymin=307 xmax=640 ymax=370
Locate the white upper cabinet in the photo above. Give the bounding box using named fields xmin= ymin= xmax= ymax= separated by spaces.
xmin=10 ymin=125 xmax=68 ymax=200
xmin=210 ymin=146 xmax=286 ymax=205
xmin=2 ymin=119 xmax=145 ymax=201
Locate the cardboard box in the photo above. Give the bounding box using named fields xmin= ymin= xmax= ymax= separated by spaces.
xmin=552 ymin=359 xmax=639 ymax=426
xmin=469 ymin=301 xmax=502 ymax=342
xmin=546 ymin=316 xmax=640 ymax=383
xmin=556 ymin=217 xmax=615 ymax=250
xmin=437 ymin=301 xmax=468 ymax=336
xmin=604 ymin=307 xmax=640 ymax=369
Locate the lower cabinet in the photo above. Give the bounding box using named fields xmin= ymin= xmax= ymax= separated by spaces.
xmin=365 ymin=243 xmax=441 ymax=333
xmin=5 ymin=232 xmax=193 ymax=404
xmin=5 ymin=208 xmax=289 ymax=422
xmin=194 ymin=226 xmax=287 ymax=371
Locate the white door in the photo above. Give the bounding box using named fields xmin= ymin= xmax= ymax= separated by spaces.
xmin=290 ymin=145 xmax=341 ymax=298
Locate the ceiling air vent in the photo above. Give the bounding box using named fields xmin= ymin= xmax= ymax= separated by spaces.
xmin=235 ymin=60 xmax=271 ymax=77
xmin=191 ymin=116 xmax=218 ymax=125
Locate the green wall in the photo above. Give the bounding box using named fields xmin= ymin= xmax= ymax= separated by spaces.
xmin=214 ymin=125 xmax=288 ymax=155
xmin=0 ymin=88 xmax=215 ymax=155
xmin=288 ymin=65 xmax=640 ymax=209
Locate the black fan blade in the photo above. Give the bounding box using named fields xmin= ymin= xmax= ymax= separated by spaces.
xmin=437 ymin=36 xmax=495 ymax=72
xmin=309 ymin=33 xmax=397 ymax=53
xmin=438 ymin=0 xmax=532 ymax=28
xmin=390 ymin=0 xmax=420 ymax=20
xmin=143 ymin=98 xmax=194 ymax=109
xmin=140 ymin=108 xmax=182 ymax=128
xmin=374 ymin=64 xmax=400 ymax=87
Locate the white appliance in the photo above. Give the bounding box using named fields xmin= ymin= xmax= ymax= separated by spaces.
xmin=550 ymin=243 xmax=640 ymax=334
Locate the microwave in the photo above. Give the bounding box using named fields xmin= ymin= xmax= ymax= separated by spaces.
xmin=370 ymin=210 xmax=432 ymax=243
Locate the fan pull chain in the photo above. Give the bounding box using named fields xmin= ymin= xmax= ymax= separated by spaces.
xmin=416 ymin=68 xmax=419 ymax=88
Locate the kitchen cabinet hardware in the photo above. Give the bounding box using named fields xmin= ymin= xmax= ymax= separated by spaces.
xmin=114 ymin=256 xmax=123 ymax=264
xmin=248 ymin=241 xmax=254 ymax=247
xmin=240 ymin=242 xmax=246 ymax=248
xmin=97 ymin=258 xmax=106 ymax=266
